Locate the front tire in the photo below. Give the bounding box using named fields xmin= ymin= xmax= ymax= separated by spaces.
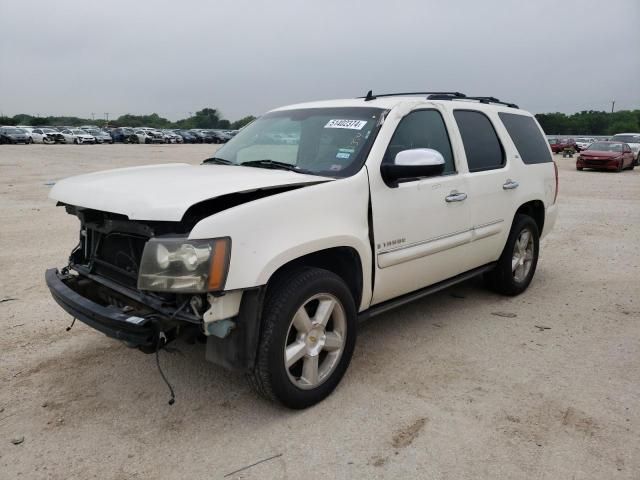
xmin=248 ymin=268 xmax=357 ymax=409
xmin=485 ymin=214 xmax=540 ymax=296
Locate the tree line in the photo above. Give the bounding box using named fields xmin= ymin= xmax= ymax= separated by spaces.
xmin=0 ymin=108 xmax=256 ymax=130
xmin=535 ymin=109 xmax=640 ymax=135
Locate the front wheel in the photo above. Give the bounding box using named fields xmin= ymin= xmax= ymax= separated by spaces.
xmin=484 ymin=214 xmax=540 ymax=296
xmin=248 ymin=268 xmax=357 ymax=409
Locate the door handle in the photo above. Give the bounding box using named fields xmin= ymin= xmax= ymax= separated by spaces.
xmin=445 ymin=191 xmax=467 ymax=203
xmin=503 ymin=179 xmax=519 ymax=190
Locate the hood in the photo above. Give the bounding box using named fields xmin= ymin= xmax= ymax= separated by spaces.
xmin=49 ymin=163 xmax=331 ymax=221
xmin=580 ymin=150 xmax=621 ymax=158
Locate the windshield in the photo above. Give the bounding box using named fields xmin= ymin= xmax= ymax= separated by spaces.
xmin=211 ymin=107 xmax=384 ymax=177
xmin=611 ymin=134 xmax=640 ymax=143
xmin=548 ymin=138 xmax=558 ymax=144
xmin=4 ymin=128 xmax=24 ymax=134
xmin=587 ymin=142 xmax=623 ymax=152
xmin=42 ymin=128 xmax=57 ymax=133
xmin=71 ymin=129 xmax=86 ymax=135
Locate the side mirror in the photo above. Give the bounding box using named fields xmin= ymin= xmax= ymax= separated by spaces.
xmin=381 ymin=148 xmax=445 ymax=186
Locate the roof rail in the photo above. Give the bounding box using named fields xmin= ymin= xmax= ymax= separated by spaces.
xmin=362 ymin=90 xmax=466 ymax=101
xmin=427 ymin=93 xmax=519 ymax=109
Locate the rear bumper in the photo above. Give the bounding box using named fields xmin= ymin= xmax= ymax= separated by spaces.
xmin=45 ymin=268 xmax=156 ymax=348
xmin=542 ymin=204 xmax=558 ymax=240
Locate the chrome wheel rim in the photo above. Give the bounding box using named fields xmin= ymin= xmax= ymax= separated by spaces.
xmin=512 ymin=228 xmax=534 ymax=282
xmin=284 ymin=293 xmax=346 ymax=390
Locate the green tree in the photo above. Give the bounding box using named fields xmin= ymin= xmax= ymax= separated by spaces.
xmin=230 ymin=115 xmax=256 ymax=129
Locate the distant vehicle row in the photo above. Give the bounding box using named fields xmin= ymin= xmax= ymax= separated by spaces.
xmin=0 ymin=126 xmax=240 ymax=145
xmin=548 ymin=133 xmax=640 ymax=163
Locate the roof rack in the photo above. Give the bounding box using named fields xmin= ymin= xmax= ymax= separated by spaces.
xmin=362 ymin=90 xmax=466 ymax=101
xmin=360 ymin=90 xmax=518 ymax=109
xmin=431 ymin=94 xmax=519 ymax=109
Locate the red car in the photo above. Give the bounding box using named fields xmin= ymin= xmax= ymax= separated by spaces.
xmin=548 ymin=137 xmax=578 ymax=153
xmin=576 ymin=141 xmax=636 ymax=172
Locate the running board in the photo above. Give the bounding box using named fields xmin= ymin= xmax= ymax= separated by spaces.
xmin=359 ymin=263 xmax=495 ymax=321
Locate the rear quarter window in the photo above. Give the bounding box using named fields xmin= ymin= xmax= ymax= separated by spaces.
xmin=499 ymin=113 xmax=552 ymax=164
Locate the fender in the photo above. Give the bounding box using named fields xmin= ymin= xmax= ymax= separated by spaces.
xmin=189 ymin=168 xmax=373 ymax=310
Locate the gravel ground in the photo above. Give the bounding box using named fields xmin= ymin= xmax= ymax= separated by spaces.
xmin=1 ymin=144 xmax=639 ymax=479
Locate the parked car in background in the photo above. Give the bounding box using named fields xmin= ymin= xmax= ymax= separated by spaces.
xmin=110 ymin=127 xmax=137 ymax=143
xmin=29 ymin=128 xmax=65 ymax=144
xmin=576 ymin=141 xmax=635 ymax=171
xmin=575 ymin=137 xmax=595 ymax=151
xmin=0 ymin=127 xmax=30 ymax=144
xmin=133 ymin=129 xmax=165 ymax=144
xmin=610 ymin=133 xmax=640 ymax=165
xmin=161 ymin=130 xmax=183 ymax=144
xmin=60 ymin=129 xmax=96 ymax=144
xmin=174 ymin=130 xmax=198 ymax=143
xmin=191 ymin=129 xmax=216 ymax=143
xmin=548 ymin=138 xmax=577 ymax=153
xmin=84 ymin=128 xmax=114 ymax=144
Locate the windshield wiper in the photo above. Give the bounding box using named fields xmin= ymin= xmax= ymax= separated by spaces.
xmin=202 ymin=157 xmax=234 ymax=165
xmin=240 ymin=159 xmax=312 ymax=174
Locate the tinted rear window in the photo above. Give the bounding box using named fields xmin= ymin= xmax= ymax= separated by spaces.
xmin=499 ymin=113 xmax=552 ymax=164
xmin=453 ymin=110 xmax=504 ymax=172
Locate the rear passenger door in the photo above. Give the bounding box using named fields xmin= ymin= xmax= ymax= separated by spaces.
xmin=452 ymin=110 xmax=513 ymax=265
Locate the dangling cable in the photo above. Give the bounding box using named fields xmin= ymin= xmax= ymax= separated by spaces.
xmin=155 ymin=331 xmax=175 ymax=405
xmin=152 ymin=299 xmax=190 ymax=406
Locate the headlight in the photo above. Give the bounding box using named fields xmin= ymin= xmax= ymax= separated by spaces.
xmin=137 ymin=237 xmax=230 ymax=293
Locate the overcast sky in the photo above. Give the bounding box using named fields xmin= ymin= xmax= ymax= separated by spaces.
xmin=1 ymin=0 xmax=639 ymax=121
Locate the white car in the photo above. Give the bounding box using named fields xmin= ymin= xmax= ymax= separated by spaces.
xmin=46 ymin=92 xmax=558 ymax=408
xmin=610 ymin=133 xmax=640 ymax=165
xmin=575 ymin=137 xmax=595 ymax=151
xmin=161 ymin=130 xmax=183 ymax=144
xmin=84 ymin=129 xmax=113 ymax=144
xmin=133 ymin=129 xmax=165 ymax=144
xmin=26 ymin=128 xmax=65 ymax=144
xmin=60 ymin=129 xmax=96 ymax=144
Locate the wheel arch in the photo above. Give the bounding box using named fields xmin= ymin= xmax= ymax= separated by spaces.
xmin=514 ymin=200 xmax=545 ymax=234
xmin=264 ymin=246 xmax=365 ymax=310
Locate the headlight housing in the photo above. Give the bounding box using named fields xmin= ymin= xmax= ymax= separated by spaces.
xmin=137 ymin=237 xmax=230 ymax=293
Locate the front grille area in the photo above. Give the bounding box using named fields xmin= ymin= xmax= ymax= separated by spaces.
xmin=92 ymin=231 xmax=148 ymax=288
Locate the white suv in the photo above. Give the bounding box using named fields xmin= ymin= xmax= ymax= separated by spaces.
xmin=46 ymin=92 xmax=558 ymax=408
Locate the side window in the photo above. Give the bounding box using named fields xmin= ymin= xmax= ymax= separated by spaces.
xmin=383 ymin=110 xmax=455 ymax=174
xmin=498 ymin=113 xmax=552 ymax=164
xmin=453 ymin=110 xmax=505 ymax=172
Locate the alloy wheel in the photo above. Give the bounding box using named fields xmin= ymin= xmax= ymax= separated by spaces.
xmin=283 ymin=293 xmax=346 ymax=390
xmin=512 ymin=229 xmax=534 ymax=283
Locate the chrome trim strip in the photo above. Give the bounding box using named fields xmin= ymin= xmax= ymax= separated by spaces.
xmin=378 ymin=219 xmax=504 ymax=255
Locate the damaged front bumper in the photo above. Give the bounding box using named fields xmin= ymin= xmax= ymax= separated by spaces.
xmin=45 ymin=268 xmax=158 ymax=348
xmin=45 ymin=268 xmax=266 ymax=371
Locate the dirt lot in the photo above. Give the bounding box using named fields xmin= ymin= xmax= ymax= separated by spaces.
xmin=1 ymin=144 xmax=639 ymax=479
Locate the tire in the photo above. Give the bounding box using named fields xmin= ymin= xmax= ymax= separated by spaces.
xmin=577 ymin=167 xmax=583 ymax=171
xmin=28 ymin=137 xmax=33 ymax=144
xmin=630 ymin=162 xmax=635 ymax=171
xmin=617 ymin=160 xmax=624 ymax=172
xmin=247 ymin=268 xmax=357 ymax=409
xmin=74 ymin=138 xmax=79 ymax=145
xmin=484 ymin=214 xmax=540 ymax=296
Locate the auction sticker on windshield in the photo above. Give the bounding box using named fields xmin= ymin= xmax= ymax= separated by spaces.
xmin=324 ymin=119 xmax=368 ymax=130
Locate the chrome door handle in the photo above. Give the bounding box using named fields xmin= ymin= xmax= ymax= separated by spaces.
xmin=503 ymin=179 xmax=519 ymax=190
xmin=445 ymin=191 xmax=467 ymax=202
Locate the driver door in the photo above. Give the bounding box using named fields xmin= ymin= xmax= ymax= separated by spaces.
xmin=369 ymin=108 xmax=474 ymax=304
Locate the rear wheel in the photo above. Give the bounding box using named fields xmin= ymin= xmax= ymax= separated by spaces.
xmin=485 ymin=214 xmax=539 ymax=296
xmin=248 ymin=268 xmax=357 ymax=409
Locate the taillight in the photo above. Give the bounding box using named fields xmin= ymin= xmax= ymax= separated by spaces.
xmin=553 ymin=161 xmax=559 ymax=204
